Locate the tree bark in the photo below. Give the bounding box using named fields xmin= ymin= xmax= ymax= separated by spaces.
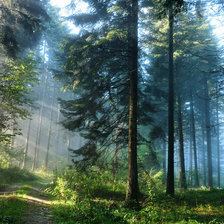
xmin=216 ymin=90 xmax=220 ymax=188
xmin=55 ymin=103 xmax=61 ymax=170
xmin=204 ymin=76 xmax=213 ymax=188
xmin=126 ymin=0 xmax=139 ymax=203
xmin=177 ymin=94 xmax=187 ymax=190
xmin=166 ymin=6 xmax=175 ymax=196
xmin=190 ymin=91 xmax=199 ymax=187
xmin=67 ymin=132 xmax=71 ymax=163
xmin=162 ymin=141 xmax=167 ymax=184
xmin=189 ymin=135 xmax=193 ymax=187
xmin=201 ymin=123 xmax=206 ymax=186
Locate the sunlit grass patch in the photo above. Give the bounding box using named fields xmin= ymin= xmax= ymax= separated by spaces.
xmin=51 ymin=200 xmax=127 ymax=224
xmin=33 ymin=168 xmax=53 ymax=180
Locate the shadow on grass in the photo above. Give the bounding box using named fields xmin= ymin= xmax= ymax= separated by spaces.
xmin=93 ymin=187 xmax=126 ymax=201
xmin=175 ymin=188 xmax=224 ymax=207
xmin=0 ymin=196 xmax=27 ymax=224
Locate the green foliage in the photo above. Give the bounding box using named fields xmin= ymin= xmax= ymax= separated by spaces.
xmin=0 ymin=0 xmax=49 ymax=57
xmin=0 ymin=54 xmax=38 ymax=143
xmin=51 ymin=201 xmax=127 ymax=224
xmin=51 ymin=187 xmax=224 ymax=224
xmin=140 ymin=170 xmax=164 ymax=199
xmin=49 ymin=168 xmax=224 ymax=223
xmin=49 ymin=168 xmax=126 ymax=202
xmin=0 ymin=144 xmax=24 ymax=168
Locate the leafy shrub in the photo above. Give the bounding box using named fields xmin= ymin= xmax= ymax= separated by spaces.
xmin=49 ymin=167 xmax=126 ymax=202
xmin=140 ymin=169 xmax=164 ymax=199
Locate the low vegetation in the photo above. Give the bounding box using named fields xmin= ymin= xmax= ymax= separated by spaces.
xmin=0 ymin=167 xmax=224 ymax=223
xmin=0 ymin=197 xmax=27 ymax=224
xmin=49 ymin=168 xmax=224 ymax=224
xmin=0 ymin=167 xmax=36 ymax=190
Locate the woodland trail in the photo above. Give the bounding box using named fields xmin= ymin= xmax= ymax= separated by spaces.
xmin=0 ymin=181 xmax=55 ymax=224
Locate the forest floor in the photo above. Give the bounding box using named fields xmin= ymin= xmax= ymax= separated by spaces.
xmin=0 ymin=168 xmax=224 ymax=223
xmin=0 ymin=172 xmax=55 ymax=224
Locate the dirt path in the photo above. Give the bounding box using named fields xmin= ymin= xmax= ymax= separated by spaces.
xmin=0 ymin=182 xmax=56 ymax=224
xmin=24 ymin=200 xmax=54 ymax=224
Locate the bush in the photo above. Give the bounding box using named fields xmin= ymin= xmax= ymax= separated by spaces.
xmin=140 ymin=169 xmax=164 ymax=199
xmin=49 ymin=167 xmax=126 ymax=202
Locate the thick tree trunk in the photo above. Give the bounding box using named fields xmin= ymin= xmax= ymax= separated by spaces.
xmin=204 ymin=77 xmax=213 ymax=188
xmin=190 ymin=91 xmax=199 ymax=187
xmin=126 ymin=0 xmax=139 ymax=203
xmin=22 ymin=118 xmax=31 ymax=169
xmin=177 ymin=94 xmax=187 ymax=190
xmin=166 ymin=6 xmax=175 ymax=196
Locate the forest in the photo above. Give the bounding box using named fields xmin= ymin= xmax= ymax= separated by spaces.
xmin=0 ymin=0 xmax=224 ymax=223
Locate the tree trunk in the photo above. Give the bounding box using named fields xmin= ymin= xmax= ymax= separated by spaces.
xmin=204 ymin=76 xmax=213 ymax=188
xmin=55 ymin=103 xmax=61 ymax=169
xmin=10 ymin=125 xmax=15 ymax=150
xmin=177 ymin=94 xmax=187 ymax=190
xmin=113 ymin=135 xmax=119 ymax=180
xmin=162 ymin=141 xmax=167 ymax=184
xmin=190 ymin=91 xmax=199 ymax=187
xmin=32 ymin=88 xmax=45 ymax=171
xmin=67 ymin=132 xmax=71 ymax=163
xmin=216 ymin=90 xmax=220 ymax=188
xmin=22 ymin=118 xmax=31 ymax=169
xmin=126 ymin=0 xmax=139 ymax=203
xmin=201 ymin=124 xmax=206 ymax=186
xmin=44 ymin=89 xmax=55 ymax=170
xmin=189 ymin=136 xmax=193 ymax=187
xmin=113 ymin=114 xmax=120 ymax=179
xmin=32 ymin=74 xmax=47 ymax=171
xmin=166 ymin=6 xmax=175 ymax=196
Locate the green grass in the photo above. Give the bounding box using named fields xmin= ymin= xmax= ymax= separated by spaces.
xmin=0 ymin=167 xmax=223 ymax=224
xmin=0 ymin=196 xmax=27 ymax=224
xmin=48 ymin=168 xmax=224 ymax=223
xmin=0 ymin=167 xmax=54 ymax=223
xmin=50 ymin=187 xmax=224 ymax=224
xmin=0 ymin=167 xmax=36 ymax=190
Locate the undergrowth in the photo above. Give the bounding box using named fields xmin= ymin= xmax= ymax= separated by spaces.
xmin=49 ymin=168 xmax=224 ymax=224
xmin=0 ymin=167 xmax=36 ymax=190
